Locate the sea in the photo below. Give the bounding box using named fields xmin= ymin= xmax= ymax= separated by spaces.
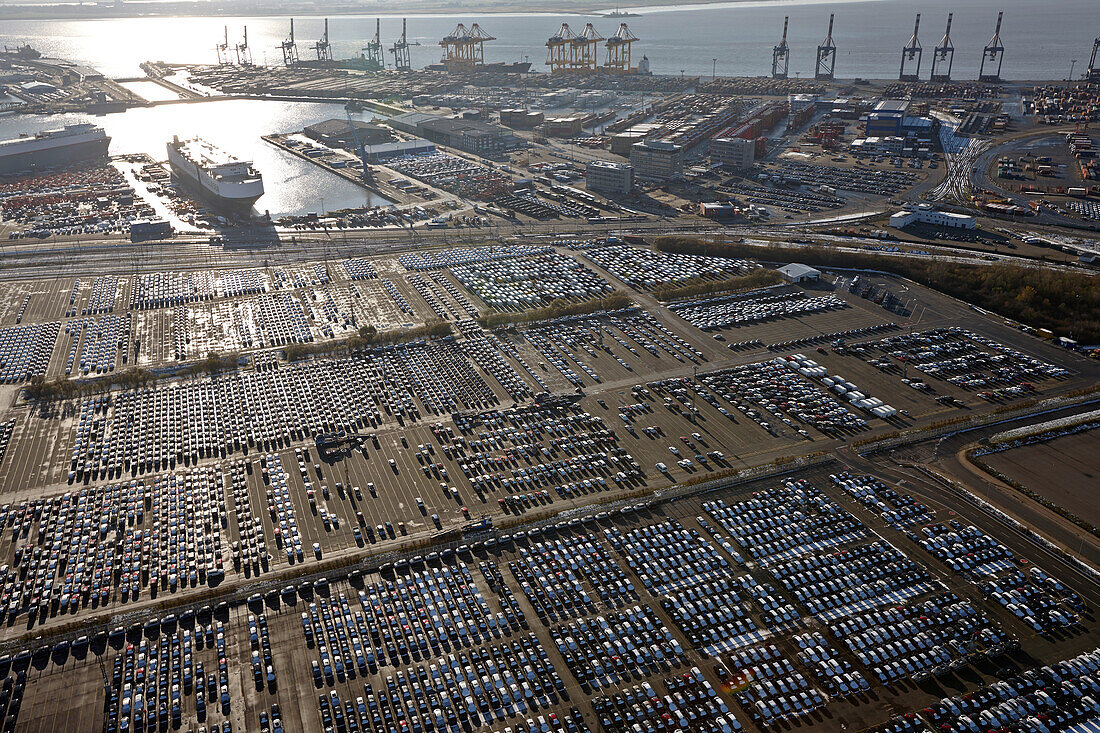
xmin=0 ymin=0 xmax=1095 ymax=216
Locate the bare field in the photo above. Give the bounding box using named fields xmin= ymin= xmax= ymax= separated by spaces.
xmin=979 ymin=428 xmax=1100 ymax=528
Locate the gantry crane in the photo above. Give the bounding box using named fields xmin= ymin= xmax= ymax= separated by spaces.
xmin=391 ymin=18 xmax=417 ymax=71
xmin=571 ymin=23 xmax=604 ymax=72
xmin=235 ymin=27 xmax=253 ymax=66
xmin=930 ymin=13 xmax=955 ymax=82
xmin=815 ymin=14 xmax=836 ymax=81
xmin=216 ymin=26 xmax=231 ymax=65
xmin=281 ymin=19 xmax=300 ymax=66
xmin=604 ymin=23 xmax=638 ymax=73
xmin=546 ymin=23 xmax=577 ymax=73
xmin=979 ymin=11 xmax=1005 ymax=83
xmin=771 ymin=16 xmax=790 ymax=80
xmin=1090 ymin=37 xmax=1100 ymax=82
xmin=314 ymin=19 xmax=333 ymax=62
xmin=899 ymin=14 xmax=922 ymax=81
xmin=440 ymin=23 xmax=495 ymax=70
xmin=363 ymin=19 xmax=384 ymax=70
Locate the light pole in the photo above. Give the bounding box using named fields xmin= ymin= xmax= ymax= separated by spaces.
xmin=1069 ymin=59 xmax=1077 ymax=85
xmin=712 ymin=58 xmax=717 ymax=80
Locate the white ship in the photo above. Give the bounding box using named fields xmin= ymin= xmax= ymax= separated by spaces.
xmin=167 ymin=136 xmax=264 ymax=213
xmin=0 ymin=124 xmax=111 ymax=175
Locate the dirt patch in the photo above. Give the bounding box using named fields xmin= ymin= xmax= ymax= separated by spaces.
xmin=979 ymin=428 xmax=1100 ymax=528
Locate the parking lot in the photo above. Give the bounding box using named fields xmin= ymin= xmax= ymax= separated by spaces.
xmin=3 ymin=460 xmax=1098 ymax=733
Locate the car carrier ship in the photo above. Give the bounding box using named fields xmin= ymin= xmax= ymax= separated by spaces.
xmin=166 ymin=136 xmax=263 ymax=213
xmin=0 ymin=124 xmax=110 ymax=175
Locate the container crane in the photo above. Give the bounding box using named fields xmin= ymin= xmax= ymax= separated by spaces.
xmin=391 ymin=18 xmax=418 ymax=71
xmin=440 ymin=23 xmax=495 ymax=70
xmin=363 ymin=19 xmax=384 ymax=70
xmin=314 ymin=18 xmax=333 ymax=62
xmin=546 ymin=23 xmax=577 ymax=73
xmin=604 ymin=23 xmax=638 ymax=73
xmin=979 ymin=11 xmax=1005 ymax=83
xmin=899 ymin=14 xmax=922 ymax=81
xmin=771 ymin=17 xmax=790 ymax=80
xmin=216 ymin=26 xmax=231 ymax=66
xmin=1087 ymin=36 xmax=1100 ymax=82
xmin=571 ymin=23 xmax=604 ymax=72
xmin=815 ymin=14 xmax=836 ymax=81
xmin=281 ymin=19 xmax=300 ymax=66
xmin=930 ymin=13 xmax=955 ymax=82
xmin=235 ymin=26 xmax=253 ymax=66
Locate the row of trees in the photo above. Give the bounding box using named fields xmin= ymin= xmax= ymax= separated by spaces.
xmin=478 ymin=292 xmax=634 ymax=330
xmin=652 ymin=269 xmax=784 ymax=302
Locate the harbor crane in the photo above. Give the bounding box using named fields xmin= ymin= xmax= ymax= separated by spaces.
xmin=391 ymin=19 xmax=418 ymax=71
xmin=1088 ymin=37 xmax=1100 ymax=82
xmin=604 ymin=23 xmax=638 ymax=73
xmin=440 ymin=23 xmax=495 ymax=70
xmin=571 ymin=23 xmax=605 ymax=72
xmin=216 ymin=26 xmax=231 ymax=66
xmin=363 ymin=19 xmax=384 ymax=70
xmin=235 ymin=26 xmax=253 ymax=66
xmin=280 ymin=19 xmax=300 ymax=66
xmin=930 ymin=13 xmax=955 ymax=82
xmin=771 ymin=16 xmax=790 ymax=80
xmin=979 ymin=11 xmax=1005 ymax=83
xmin=815 ymin=14 xmax=836 ymax=80
xmin=314 ymin=18 xmax=333 ymax=62
xmin=345 ymin=108 xmax=374 ymax=183
xmin=899 ymin=14 xmax=922 ymax=81
xmin=546 ymin=23 xmax=577 ymax=73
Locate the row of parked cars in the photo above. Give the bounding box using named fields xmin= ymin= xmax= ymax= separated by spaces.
xmin=316 ymin=632 xmax=570 ymax=733
xmin=671 ymin=290 xmax=848 ymax=332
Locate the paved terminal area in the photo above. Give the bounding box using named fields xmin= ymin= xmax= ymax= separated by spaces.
xmin=0 ymin=241 xmax=1096 ymax=732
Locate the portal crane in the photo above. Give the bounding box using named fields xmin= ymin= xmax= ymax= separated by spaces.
xmin=979 ymin=11 xmax=1005 ymax=83
xmin=216 ymin=26 xmax=231 ymax=65
xmin=899 ymin=14 xmax=922 ymax=81
xmin=314 ymin=18 xmax=333 ymax=62
xmin=546 ymin=23 xmax=577 ymax=73
xmin=235 ymin=26 xmax=253 ymax=66
xmin=281 ymin=19 xmax=299 ymax=66
xmin=363 ymin=19 xmax=384 ymax=70
xmin=571 ymin=23 xmax=604 ymax=72
xmin=815 ymin=14 xmax=836 ymax=80
xmin=391 ymin=18 xmax=417 ymax=71
xmin=771 ymin=16 xmax=790 ymax=80
xmin=604 ymin=23 xmax=638 ymax=73
xmin=930 ymin=13 xmax=955 ymax=82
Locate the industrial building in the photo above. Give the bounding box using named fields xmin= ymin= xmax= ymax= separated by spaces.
xmin=304 ymin=119 xmax=393 ymax=148
xmin=389 ymin=112 xmax=521 ymax=158
xmin=890 ymin=204 xmax=976 ymax=229
xmin=778 ymin=263 xmax=821 ymax=283
xmin=630 ymin=139 xmax=683 ymax=182
xmin=585 ymin=160 xmax=634 ymax=194
xmin=500 ymin=109 xmax=545 ymax=129
xmin=711 ymin=136 xmax=755 ymax=171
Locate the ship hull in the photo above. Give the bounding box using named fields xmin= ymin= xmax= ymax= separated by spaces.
xmin=168 ymin=157 xmax=263 ymax=215
xmin=0 ymin=137 xmax=110 ymax=176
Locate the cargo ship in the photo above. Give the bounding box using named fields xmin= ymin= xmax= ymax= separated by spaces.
xmin=166 ymin=136 xmax=263 ymax=213
xmin=0 ymin=124 xmax=110 ymax=175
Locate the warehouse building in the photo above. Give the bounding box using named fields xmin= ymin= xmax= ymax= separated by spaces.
xmin=890 ymin=204 xmax=976 ymax=229
xmin=304 ymin=119 xmax=394 ymax=148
